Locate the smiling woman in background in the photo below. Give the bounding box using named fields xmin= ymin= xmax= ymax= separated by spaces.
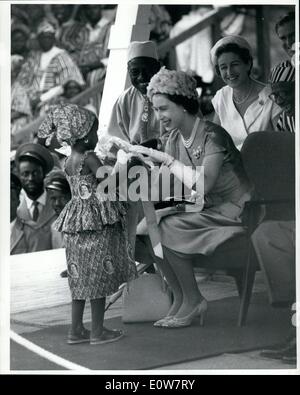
xmin=211 ymin=36 xmax=282 ymax=150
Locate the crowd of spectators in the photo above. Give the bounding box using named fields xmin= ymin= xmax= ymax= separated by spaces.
xmin=10 ymin=4 xmax=245 ymax=150
xmin=10 ymin=4 xmax=118 ymax=148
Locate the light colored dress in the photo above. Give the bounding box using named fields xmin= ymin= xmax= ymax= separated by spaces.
xmin=105 ymin=86 xmax=168 ymax=144
xmin=54 ymin=152 xmax=137 ymax=300
xmin=211 ymin=84 xmax=282 ymax=149
xmin=158 ymin=120 xmax=253 ymax=256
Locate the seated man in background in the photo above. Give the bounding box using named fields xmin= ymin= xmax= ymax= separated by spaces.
xmin=11 ymin=23 xmax=30 ymax=59
xmin=44 ymin=169 xmax=72 ymax=277
xmin=52 ymin=4 xmax=115 ymax=113
xmin=44 ymin=169 xmax=71 ymax=250
xmin=275 ymin=11 xmax=295 ymax=60
xmin=15 ymin=142 xmax=56 ymax=253
xmin=252 ymin=61 xmax=296 ymax=365
xmin=78 ymin=4 xmax=113 ymax=80
xmin=16 ymin=20 xmax=85 ymax=116
xmin=46 ymin=79 xmax=98 ymax=116
xmin=104 ymin=40 xmax=167 ymax=146
xmin=252 ymin=220 xmax=296 ymax=364
xmin=50 ymin=4 xmax=110 ymax=78
xmin=11 ymin=54 xmax=32 ymax=148
xmin=269 ymin=61 xmax=295 ymax=133
xmin=11 ymin=173 xmax=29 ymax=255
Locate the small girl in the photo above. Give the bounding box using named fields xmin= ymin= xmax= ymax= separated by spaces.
xmin=38 ymin=104 xmax=137 ymax=345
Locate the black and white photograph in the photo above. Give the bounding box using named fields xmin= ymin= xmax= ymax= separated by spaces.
xmin=0 ymin=0 xmax=298 ymax=376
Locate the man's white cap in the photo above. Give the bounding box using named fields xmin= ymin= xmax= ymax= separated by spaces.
xmin=127 ymin=41 xmax=158 ymax=62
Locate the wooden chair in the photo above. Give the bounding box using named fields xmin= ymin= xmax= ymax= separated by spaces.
xmin=193 ymin=132 xmax=295 ymax=326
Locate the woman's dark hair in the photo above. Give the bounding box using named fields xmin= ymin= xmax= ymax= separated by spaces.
xmin=275 ymin=12 xmax=295 ymax=34
xmin=165 ymin=94 xmax=199 ymax=115
xmin=215 ymin=43 xmax=253 ymax=76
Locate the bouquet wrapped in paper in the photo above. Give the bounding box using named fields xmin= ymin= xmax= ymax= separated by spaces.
xmin=94 ymin=136 xmax=157 ymax=201
xmin=95 ymin=136 xmax=155 ymax=171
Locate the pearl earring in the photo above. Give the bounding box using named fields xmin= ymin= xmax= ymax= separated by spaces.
xmin=84 ymin=138 xmax=89 ymax=144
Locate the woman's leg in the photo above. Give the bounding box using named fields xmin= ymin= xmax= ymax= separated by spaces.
xmin=70 ymin=299 xmax=86 ymax=334
xmin=138 ymin=235 xmax=183 ymax=316
xmin=156 ymin=256 xmax=183 ymax=316
xmin=163 ymin=247 xmax=205 ymax=318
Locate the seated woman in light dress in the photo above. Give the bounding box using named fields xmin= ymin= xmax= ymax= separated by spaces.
xmin=131 ymin=68 xmax=253 ymax=328
xmin=210 ymin=36 xmax=282 ymax=150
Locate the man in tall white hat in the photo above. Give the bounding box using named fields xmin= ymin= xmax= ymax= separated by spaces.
xmin=105 ymin=40 xmax=169 ymax=147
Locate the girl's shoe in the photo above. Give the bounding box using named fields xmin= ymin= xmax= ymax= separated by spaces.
xmin=153 ymin=316 xmax=175 ymax=327
xmin=67 ymin=328 xmax=90 ymax=344
xmin=60 ymin=270 xmax=68 ymax=278
xmin=162 ymin=299 xmax=208 ymax=328
xmin=90 ymin=328 xmax=124 ymax=345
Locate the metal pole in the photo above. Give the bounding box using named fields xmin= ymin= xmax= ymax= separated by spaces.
xmin=256 ymin=6 xmax=270 ymax=82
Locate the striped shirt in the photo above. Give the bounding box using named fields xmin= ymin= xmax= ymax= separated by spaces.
xmin=276 ymin=112 xmax=295 ymax=134
xmin=269 ymin=60 xmax=295 ymax=83
xmin=17 ymin=48 xmax=85 ymax=102
xmin=36 ymin=49 xmax=85 ymax=93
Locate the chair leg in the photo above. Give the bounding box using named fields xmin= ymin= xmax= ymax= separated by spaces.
xmin=233 ymin=273 xmax=244 ymax=298
xmin=226 ymin=270 xmax=243 ymax=297
xmin=238 ymin=247 xmax=257 ymax=326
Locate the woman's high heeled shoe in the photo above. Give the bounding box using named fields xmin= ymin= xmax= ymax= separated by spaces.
xmin=153 ymin=316 xmax=175 ymax=327
xmin=161 ymin=299 xmax=208 ymax=328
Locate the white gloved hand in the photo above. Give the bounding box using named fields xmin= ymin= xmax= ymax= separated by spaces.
xmin=129 ymin=145 xmax=150 ymax=155
xmin=116 ymin=149 xmax=132 ymax=165
xmin=129 ymin=145 xmax=173 ymax=164
xmin=107 ymin=137 xmax=132 ymax=154
xmin=109 ymin=149 xmax=132 ymax=176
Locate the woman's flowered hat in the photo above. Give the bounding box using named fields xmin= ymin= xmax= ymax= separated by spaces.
xmin=147 ymin=67 xmax=198 ymax=101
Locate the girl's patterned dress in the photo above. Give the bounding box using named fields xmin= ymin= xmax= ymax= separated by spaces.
xmin=55 ymin=152 xmax=137 ymax=299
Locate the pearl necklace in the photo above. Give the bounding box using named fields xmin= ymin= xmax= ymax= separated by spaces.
xmin=233 ymin=80 xmax=253 ymax=105
xmin=181 ymin=117 xmax=200 ymax=148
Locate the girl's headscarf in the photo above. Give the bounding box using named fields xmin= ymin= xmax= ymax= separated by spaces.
xmin=38 ymin=104 xmax=97 ymax=147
